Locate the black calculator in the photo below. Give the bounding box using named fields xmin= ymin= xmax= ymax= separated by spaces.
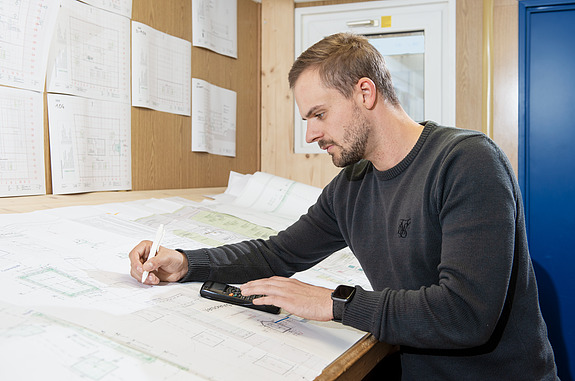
xmin=200 ymin=281 xmax=281 ymax=314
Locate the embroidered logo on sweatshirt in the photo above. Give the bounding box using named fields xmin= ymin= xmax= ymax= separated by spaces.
xmin=398 ymin=218 xmax=411 ymax=238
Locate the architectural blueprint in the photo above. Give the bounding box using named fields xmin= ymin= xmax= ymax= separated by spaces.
xmin=132 ymin=21 xmax=191 ymax=116
xmin=0 ymin=87 xmax=45 ymax=197
xmin=0 ymin=174 xmax=372 ymax=380
xmin=80 ymin=0 xmax=133 ymax=18
xmin=192 ymin=0 xmax=237 ymax=58
xmin=47 ymin=93 xmax=131 ymax=194
xmin=46 ymin=0 xmax=131 ymax=103
xmin=191 ymin=78 xmax=237 ymax=157
xmin=0 ymin=0 xmax=60 ymax=91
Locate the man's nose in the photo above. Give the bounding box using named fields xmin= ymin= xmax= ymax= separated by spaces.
xmin=305 ymin=121 xmax=323 ymax=144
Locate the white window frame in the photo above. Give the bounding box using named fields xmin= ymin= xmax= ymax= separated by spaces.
xmin=294 ymin=0 xmax=456 ymax=154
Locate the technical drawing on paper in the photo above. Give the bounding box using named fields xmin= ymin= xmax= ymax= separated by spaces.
xmin=47 ymin=0 xmax=130 ymax=103
xmin=132 ymin=21 xmax=191 ymax=116
xmin=0 ymin=304 xmax=198 ymax=380
xmin=19 ymin=267 xmax=100 ymax=298
xmin=0 ymin=87 xmax=45 ymax=197
xmin=0 ymin=193 xmax=369 ymax=380
xmin=78 ymin=0 xmax=133 ymax=18
xmin=47 ymin=93 xmax=131 ymax=194
xmin=192 ymin=0 xmax=237 ymax=58
xmin=0 ymin=0 xmax=60 ymax=91
xmin=191 ymin=78 xmax=237 ymax=157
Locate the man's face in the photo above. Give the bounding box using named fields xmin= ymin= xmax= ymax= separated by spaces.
xmin=293 ymin=69 xmax=372 ymax=167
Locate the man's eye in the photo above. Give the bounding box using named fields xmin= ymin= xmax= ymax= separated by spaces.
xmin=316 ymin=113 xmax=325 ymax=120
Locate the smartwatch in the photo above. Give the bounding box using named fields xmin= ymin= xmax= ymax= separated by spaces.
xmin=331 ymin=285 xmax=356 ymax=322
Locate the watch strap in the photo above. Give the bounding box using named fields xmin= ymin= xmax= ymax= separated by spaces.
xmin=332 ymin=298 xmax=345 ymax=322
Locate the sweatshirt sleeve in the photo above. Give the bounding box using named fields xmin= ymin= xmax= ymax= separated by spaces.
xmin=177 ymin=180 xmax=349 ymax=284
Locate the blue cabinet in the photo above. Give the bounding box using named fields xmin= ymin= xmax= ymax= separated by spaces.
xmin=519 ymin=1 xmax=575 ymax=380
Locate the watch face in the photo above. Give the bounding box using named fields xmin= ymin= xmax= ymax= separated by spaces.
xmin=332 ymin=285 xmax=355 ymax=301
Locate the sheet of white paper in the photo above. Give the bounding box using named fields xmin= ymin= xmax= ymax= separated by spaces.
xmin=78 ymin=0 xmax=133 ymax=18
xmin=47 ymin=93 xmax=131 ymax=194
xmin=0 ymin=192 xmax=368 ymax=380
xmin=192 ymin=0 xmax=237 ymax=58
xmin=0 ymin=302 xmax=201 ymax=381
xmin=0 ymin=87 xmax=46 ymax=197
xmin=223 ymin=170 xmax=251 ymax=197
xmin=294 ymin=248 xmax=373 ymax=291
xmin=132 ymin=21 xmax=191 ymax=116
xmin=191 ymin=78 xmax=237 ymax=157
xmin=0 ymin=0 xmax=61 ymax=91
xmin=232 ymin=172 xmax=322 ymax=218
xmin=205 ymin=172 xmax=321 ymax=231
xmin=46 ymin=0 xmax=131 ymax=103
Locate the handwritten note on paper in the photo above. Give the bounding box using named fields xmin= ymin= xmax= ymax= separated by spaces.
xmin=132 ymin=21 xmax=191 ymax=116
xmin=191 ymin=78 xmax=237 ymax=157
xmin=192 ymin=0 xmax=238 ymax=58
xmin=0 ymin=87 xmax=45 ymax=197
xmin=46 ymin=0 xmax=131 ymax=103
xmin=0 ymin=0 xmax=61 ymax=91
xmin=47 ymin=93 xmax=131 ymax=194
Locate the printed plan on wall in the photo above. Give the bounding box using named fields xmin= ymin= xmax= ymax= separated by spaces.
xmin=132 ymin=21 xmax=192 ymax=116
xmin=192 ymin=0 xmax=238 ymax=58
xmin=192 ymin=78 xmax=237 ymax=157
xmin=46 ymin=0 xmax=131 ymax=103
xmin=0 ymin=87 xmax=45 ymax=196
xmin=78 ymin=0 xmax=132 ymax=18
xmin=0 ymin=0 xmax=60 ymax=91
xmin=47 ymin=94 xmax=131 ymax=194
xmin=0 ymin=0 xmax=60 ymax=197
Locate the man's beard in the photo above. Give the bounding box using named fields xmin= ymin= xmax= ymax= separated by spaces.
xmin=321 ymin=105 xmax=371 ymax=168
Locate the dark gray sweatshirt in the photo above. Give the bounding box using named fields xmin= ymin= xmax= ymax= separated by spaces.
xmin=179 ymin=122 xmax=558 ymax=380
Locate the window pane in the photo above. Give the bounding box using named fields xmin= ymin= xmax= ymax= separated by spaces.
xmin=366 ymin=31 xmax=425 ymax=122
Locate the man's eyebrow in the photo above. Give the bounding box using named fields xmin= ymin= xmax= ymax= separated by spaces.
xmin=303 ymin=105 xmax=324 ymax=120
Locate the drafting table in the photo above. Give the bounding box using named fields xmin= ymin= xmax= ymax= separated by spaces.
xmin=0 ymin=188 xmax=393 ymax=380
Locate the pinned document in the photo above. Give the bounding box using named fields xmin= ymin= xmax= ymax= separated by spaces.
xmin=0 ymin=87 xmax=46 ymax=197
xmin=191 ymin=78 xmax=237 ymax=157
xmin=46 ymin=0 xmax=131 ymax=103
xmin=192 ymin=0 xmax=238 ymax=58
xmin=132 ymin=21 xmax=192 ymax=116
xmin=0 ymin=0 xmax=61 ymax=91
xmin=47 ymin=94 xmax=132 ymax=194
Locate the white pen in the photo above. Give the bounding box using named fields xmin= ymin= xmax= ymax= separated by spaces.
xmin=141 ymin=224 xmax=165 ymax=283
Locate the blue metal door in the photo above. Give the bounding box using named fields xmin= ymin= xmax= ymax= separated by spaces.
xmin=519 ymin=1 xmax=575 ymax=380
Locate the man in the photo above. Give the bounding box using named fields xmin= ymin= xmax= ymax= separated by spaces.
xmin=130 ymin=33 xmax=558 ymax=380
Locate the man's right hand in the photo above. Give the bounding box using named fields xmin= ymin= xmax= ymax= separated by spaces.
xmin=129 ymin=240 xmax=188 ymax=285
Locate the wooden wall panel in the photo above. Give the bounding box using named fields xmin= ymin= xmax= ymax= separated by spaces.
xmin=131 ymin=0 xmax=261 ymax=190
xmin=261 ymin=0 xmax=341 ymax=187
xmin=456 ymin=0 xmax=483 ymax=134
xmin=493 ymin=0 xmax=518 ymax=173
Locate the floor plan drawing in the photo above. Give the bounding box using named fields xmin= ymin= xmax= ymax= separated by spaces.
xmin=0 ymin=187 xmax=371 ymax=380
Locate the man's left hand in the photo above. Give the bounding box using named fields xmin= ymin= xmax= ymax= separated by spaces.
xmin=240 ymin=276 xmax=334 ymax=321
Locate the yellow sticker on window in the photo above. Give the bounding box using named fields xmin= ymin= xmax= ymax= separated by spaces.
xmin=381 ymin=16 xmax=392 ymax=28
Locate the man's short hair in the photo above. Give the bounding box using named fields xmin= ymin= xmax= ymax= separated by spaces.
xmin=288 ymin=32 xmax=399 ymax=105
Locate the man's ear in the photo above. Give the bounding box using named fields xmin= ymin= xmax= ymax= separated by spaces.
xmin=356 ymin=77 xmax=377 ymax=110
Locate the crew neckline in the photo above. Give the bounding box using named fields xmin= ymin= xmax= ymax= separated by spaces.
xmin=374 ymin=121 xmax=435 ymax=181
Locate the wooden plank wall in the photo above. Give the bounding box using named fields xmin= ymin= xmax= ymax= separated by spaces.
xmin=41 ymin=0 xmax=261 ymax=194
xmin=261 ymin=0 xmax=518 ymax=188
